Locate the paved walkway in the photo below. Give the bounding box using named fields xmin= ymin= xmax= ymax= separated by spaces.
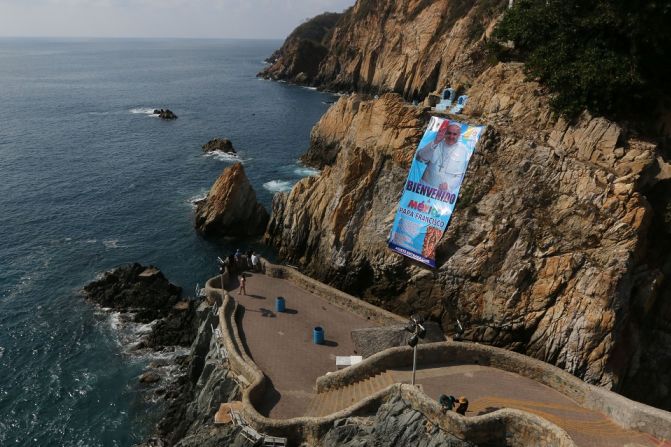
xmin=225 ymin=272 xmax=669 ymax=446
xmin=389 ymin=365 xmax=666 ymax=447
xmin=227 ymin=272 xmax=377 ymax=418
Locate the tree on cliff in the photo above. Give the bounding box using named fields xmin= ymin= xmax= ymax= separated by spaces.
xmin=493 ymin=0 xmax=671 ymax=120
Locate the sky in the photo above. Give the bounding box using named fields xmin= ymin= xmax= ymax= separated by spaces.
xmin=0 ymin=0 xmax=356 ymax=39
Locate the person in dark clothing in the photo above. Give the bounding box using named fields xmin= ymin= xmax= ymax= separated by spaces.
xmin=455 ymin=396 xmax=468 ymax=415
xmin=439 ymin=394 xmax=456 ymax=412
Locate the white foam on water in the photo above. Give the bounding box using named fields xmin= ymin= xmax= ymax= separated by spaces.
xmin=134 ymin=321 xmax=155 ymax=335
xmin=0 ymin=346 xmax=4 ymax=359
xmin=294 ymin=166 xmax=320 ymax=177
xmin=302 ymin=86 xmax=318 ymax=91
xmin=188 ymin=192 xmax=208 ymax=208
xmin=263 ymin=179 xmax=293 ymax=193
xmin=203 ymin=150 xmax=241 ymax=163
xmin=129 ymin=107 xmax=158 ymax=116
xmin=102 ymin=239 xmax=120 ymax=249
xmin=109 ymin=312 xmax=122 ymax=331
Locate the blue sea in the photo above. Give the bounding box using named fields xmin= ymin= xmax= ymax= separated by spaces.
xmin=0 ymin=38 xmax=334 ymax=446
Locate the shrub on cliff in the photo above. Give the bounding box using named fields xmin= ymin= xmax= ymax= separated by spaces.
xmin=493 ymin=0 xmax=671 ymax=120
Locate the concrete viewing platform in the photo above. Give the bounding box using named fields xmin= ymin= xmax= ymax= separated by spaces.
xmin=226 ymin=271 xmax=380 ymax=418
xmin=207 ymin=261 xmax=671 ymax=447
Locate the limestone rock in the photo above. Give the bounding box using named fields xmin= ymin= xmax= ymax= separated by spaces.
xmin=202 ymin=138 xmax=236 ymax=154
xmin=195 ymin=163 xmax=269 ymax=237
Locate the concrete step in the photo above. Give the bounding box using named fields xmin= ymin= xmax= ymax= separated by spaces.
xmin=305 ymin=370 xmax=399 ymax=417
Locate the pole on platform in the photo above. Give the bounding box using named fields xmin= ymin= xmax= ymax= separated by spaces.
xmin=411 ymin=344 xmax=418 ymax=386
xmin=406 ymin=314 xmax=426 ymax=387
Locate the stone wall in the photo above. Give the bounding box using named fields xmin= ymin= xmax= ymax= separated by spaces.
xmin=316 ymin=341 xmax=671 ymax=441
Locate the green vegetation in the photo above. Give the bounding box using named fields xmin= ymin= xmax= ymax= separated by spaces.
xmin=289 ymin=12 xmax=342 ymax=45
xmin=492 ymin=0 xmax=671 ymax=119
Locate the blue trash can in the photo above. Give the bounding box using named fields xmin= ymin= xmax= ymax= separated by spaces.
xmin=313 ymin=326 xmax=324 ymax=345
xmin=275 ymin=296 xmax=286 ymax=313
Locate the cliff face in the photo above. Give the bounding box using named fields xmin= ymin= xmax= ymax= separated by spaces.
xmin=259 ymin=12 xmax=342 ymax=85
xmin=265 ymin=61 xmax=671 ymax=406
xmin=261 ymin=0 xmax=507 ymax=97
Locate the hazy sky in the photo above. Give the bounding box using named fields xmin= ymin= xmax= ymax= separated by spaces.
xmin=0 ymin=0 xmax=355 ymax=39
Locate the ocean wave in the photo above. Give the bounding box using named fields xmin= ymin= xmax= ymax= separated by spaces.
xmin=129 ymin=107 xmax=158 ymax=116
xmin=203 ymin=150 xmax=241 ymax=163
xmin=263 ymin=179 xmax=293 ymax=193
xmin=102 ymin=239 xmax=120 ymax=249
xmin=294 ymin=166 xmax=320 ymax=177
xmin=302 ymin=86 xmax=318 ymax=91
xmin=188 ymin=192 xmax=208 ymax=208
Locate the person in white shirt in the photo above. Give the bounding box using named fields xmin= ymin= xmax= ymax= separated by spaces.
xmin=250 ymin=252 xmax=260 ymax=271
xmin=416 ymin=122 xmax=469 ymax=191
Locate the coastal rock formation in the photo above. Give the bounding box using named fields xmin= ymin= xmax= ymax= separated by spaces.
xmin=154 ymin=108 xmax=178 ymax=120
xmin=202 ymin=138 xmax=236 ymax=154
xmin=319 ymin=391 xmax=473 ymax=446
xmin=195 ymin=163 xmax=269 ymax=237
xmin=264 ymin=66 xmax=671 ymax=408
xmin=83 ymin=264 xmax=199 ymax=350
xmin=259 ymin=12 xmax=342 ymax=85
xmin=83 ymin=264 xmax=182 ymax=323
xmin=261 ymin=0 xmax=507 ymax=97
xmin=135 ymin=301 xmax=244 ymax=446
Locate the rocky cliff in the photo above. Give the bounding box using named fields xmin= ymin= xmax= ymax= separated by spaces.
xmin=261 ymin=0 xmax=507 ymax=97
xmin=194 ymin=163 xmax=269 ymax=237
xmin=259 ymin=12 xmax=342 ymax=85
xmin=265 ymin=60 xmax=671 ymax=408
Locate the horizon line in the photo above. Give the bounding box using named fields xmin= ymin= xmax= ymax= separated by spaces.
xmin=0 ymin=35 xmax=286 ymax=41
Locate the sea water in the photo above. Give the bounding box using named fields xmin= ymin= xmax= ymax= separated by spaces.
xmin=0 ymin=38 xmax=335 ymax=446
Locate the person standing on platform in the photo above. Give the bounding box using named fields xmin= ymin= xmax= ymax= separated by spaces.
xmin=251 ymin=252 xmax=260 ymax=272
xmin=239 ymin=274 xmax=247 ymax=296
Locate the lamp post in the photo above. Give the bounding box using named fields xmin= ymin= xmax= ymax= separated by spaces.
xmin=405 ymin=314 xmax=427 ymax=386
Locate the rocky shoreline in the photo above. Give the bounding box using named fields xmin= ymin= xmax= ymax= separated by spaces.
xmin=82 ymin=264 xmax=240 ymax=446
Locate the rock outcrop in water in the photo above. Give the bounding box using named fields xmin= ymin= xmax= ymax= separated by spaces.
xmin=263 ymin=0 xmax=671 ymax=408
xmin=202 ymin=138 xmax=236 ymax=154
xmin=154 ymin=109 xmax=178 ymax=120
xmin=194 ymin=163 xmax=269 ymax=237
xmin=84 ymin=266 xmax=247 ymax=446
xmin=83 ymin=264 xmax=199 ymax=349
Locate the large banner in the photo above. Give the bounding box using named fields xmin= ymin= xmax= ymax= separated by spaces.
xmin=388 ymin=117 xmax=485 ymax=268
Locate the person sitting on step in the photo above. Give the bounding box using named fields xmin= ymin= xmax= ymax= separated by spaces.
xmin=439 ymin=394 xmax=456 ymax=412
xmin=455 ymin=396 xmax=468 ymax=415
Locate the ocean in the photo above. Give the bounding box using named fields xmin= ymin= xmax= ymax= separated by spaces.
xmin=0 ymin=38 xmax=334 ymax=446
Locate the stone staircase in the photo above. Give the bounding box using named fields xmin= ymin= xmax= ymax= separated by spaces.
xmin=306 ymin=371 xmax=396 ymax=417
